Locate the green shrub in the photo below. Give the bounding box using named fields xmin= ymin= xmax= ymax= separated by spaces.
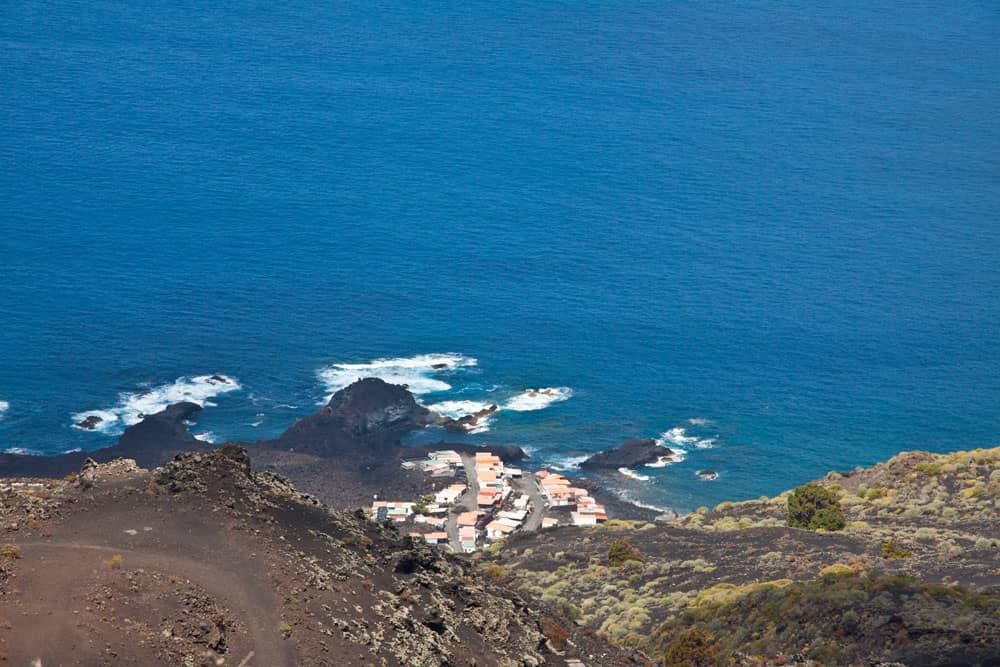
xmin=787 ymin=483 xmax=845 ymax=531
xmin=881 ymin=538 xmax=912 ymax=559
xmin=916 ymin=462 xmax=942 ymax=475
xmin=608 ymin=539 xmax=642 ymax=567
xmin=664 ymin=626 xmax=718 ymax=667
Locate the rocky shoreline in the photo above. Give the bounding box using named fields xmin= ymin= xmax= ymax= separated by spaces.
xmin=0 ymin=378 xmax=672 ymax=520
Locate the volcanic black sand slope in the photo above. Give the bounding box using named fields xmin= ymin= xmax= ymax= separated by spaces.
xmin=0 ymin=445 xmax=639 ymax=666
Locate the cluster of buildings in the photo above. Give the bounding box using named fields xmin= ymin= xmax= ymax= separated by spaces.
xmin=371 ymin=450 xmax=611 ymax=554
xmin=401 ymin=449 xmax=465 ymax=477
xmin=534 ymin=470 xmax=608 ymax=526
xmin=473 ymin=451 xmax=521 ymax=508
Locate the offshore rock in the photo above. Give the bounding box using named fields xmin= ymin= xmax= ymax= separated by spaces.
xmin=579 ymin=438 xmax=672 ymax=470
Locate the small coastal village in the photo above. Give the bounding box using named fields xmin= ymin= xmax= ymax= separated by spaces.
xmin=370 ymin=449 xmax=608 ymax=553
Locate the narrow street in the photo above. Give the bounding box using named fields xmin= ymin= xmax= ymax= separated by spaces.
xmin=512 ymin=474 xmax=545 ymax=531
xmin=446 ymin=453 xmax=480 ymax=551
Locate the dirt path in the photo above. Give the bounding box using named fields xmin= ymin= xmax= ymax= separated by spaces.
xmin=9 ymin=539 xmax=295 ymax=667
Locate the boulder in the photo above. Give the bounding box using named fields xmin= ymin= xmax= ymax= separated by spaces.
xmin=436 ymin=404 xmax=499 ymax=433
xmin=75 ymin=415 xmax=104 ymax=430
xmin=579 ymin=438 xmax=673 ymax=470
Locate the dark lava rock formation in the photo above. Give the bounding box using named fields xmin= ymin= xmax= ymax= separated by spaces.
xmin=74 ymin=414 xmax=104 ymax=430
xmin=435 ymin=404 xmax=499 ymax=433
xmin=116 ymin=401 xmax=205 ymax=458
xmin=579 ymin=437 xmax=673 ymax=469
xmin=0 ymin=402 xmax=212 ymax=477
xmin=264 ymin=378 xmax=430 ymax=455
xmin=0 ymin=378 xmax=534 ymax=510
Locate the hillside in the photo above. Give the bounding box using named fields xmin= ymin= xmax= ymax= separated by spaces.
xmin=484 ymin=447 xmax=1000 ymax=666
xmin=0 ymin=446 xmax=637 ymax=666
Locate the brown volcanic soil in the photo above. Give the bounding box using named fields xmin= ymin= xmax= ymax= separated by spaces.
xmin=0 ymin=448 xmax=640 ymax=666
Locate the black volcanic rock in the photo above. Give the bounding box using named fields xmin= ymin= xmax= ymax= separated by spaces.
xmin=579 ymin=438 xmax=673 ymax=469
xmin=265 ymin=378 xmax=430 ymax=455
xmin=0 ymin=402 xmax=209 ymax=478
xmin=436 ymin=404 xmax=499 ymax=433
xmin=117 ymin=401 xmax=205 ymax=457
xmin=75 ymin=414 xmax=104 ymax=430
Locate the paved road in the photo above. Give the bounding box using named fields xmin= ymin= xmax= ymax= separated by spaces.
xmin=446 ymin=453 xmax=480 ymax=552
xmin=512 ymin=474 xmax=545 ymax=531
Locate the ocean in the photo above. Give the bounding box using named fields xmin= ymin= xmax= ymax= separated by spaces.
xmin=2 ymin=1 xmax=998 ymax=512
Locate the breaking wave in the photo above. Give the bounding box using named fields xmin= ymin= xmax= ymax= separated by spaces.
xmin=0 ymin=400 xmax=8 ymax=419
xmin=618 ymin=467 xmax=651 ymax=481
xmin=548 ymin=453 xmax=590 ymax=471
xmin=72 ymin=374 xmax=241 ymax=435
xmin=426 ymin=399 xmax=495 ymax=434
xmin=3 ymin=446 xmax=43 ymax=456
xmin=658 ymin=425 xmax=715 ymax=451
xmin=318 ymin=353 xmax=477 ymax=399
xmin=503 ymin=387 xmax=573 ymax=411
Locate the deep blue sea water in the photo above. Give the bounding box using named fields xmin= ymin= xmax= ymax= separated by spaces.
xmin=2 ymin=2 xmax=998 ymax=512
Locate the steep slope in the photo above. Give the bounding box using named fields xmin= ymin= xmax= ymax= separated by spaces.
xmin=485 ymin=447 xmax=1000 ymax=666
xmin=0 ymin=446 xmax=636 ymax=666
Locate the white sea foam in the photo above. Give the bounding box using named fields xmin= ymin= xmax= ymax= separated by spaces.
xmin=3 ymin=446 xmax=43 ymax=456
xmin=609 ymin=489 xmax=671 ymax=513
xmin=62 ymin=447 xmax=82 ymax=454
xmin=618 ymin=467 xmax=651 ymax=481
xmin=72 ymin=374 xmax=241 ymax=435
xmin=659 ymin=426 xmax=698 ymax=446
xmin=688 ymin=417 xmax=713 ymax=426
xmin=548 ymin=453 xmax=590 ymax=471
xmin=426 ymin=399 xmax=496 ymax=433
xmin=0 ymin=400 xmax=8 ymax=418
xmin=318 ymin=353 xmax=477 ymax=399
xmin=195 ymin=431 xmax=217 ymax=443
xmin=694 ymin=438 xmax=716 ymax=449
xmin=427 ymin=400 xmax=494 ymax=419
xmin=503 ymin=387 xmax=572 ymax=412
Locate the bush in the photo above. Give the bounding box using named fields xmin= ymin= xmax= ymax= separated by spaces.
xmin=0 ymin=544 xmax=20 ymax=559
xmin=881 ymin=539 xmax=912 ymax=559
xmin=664 ymin=626 xmax=718 ymax=667
xmin=538 ymin=615 xmax=570 ymax=650
xmin=479 ymin=562 xmax=506 ymax=582
xmin=608 ymin=539 xmax=642 ymax=567
xmin=103 ymin=554 xmax=124 ymax=569
xmin=787 ymin=483 xmax=845 ymax=531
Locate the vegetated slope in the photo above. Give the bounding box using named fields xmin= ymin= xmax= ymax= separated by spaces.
xmin=0 ymin=446 xmax=636 ymax=666
xmin=484 ymin=447 xmax=1000 ymax=666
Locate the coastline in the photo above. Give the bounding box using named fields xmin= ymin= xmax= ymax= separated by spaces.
xmin=0 ymin=380 xmax=677 ymax=521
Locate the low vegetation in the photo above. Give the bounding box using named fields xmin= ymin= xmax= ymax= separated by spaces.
xmin=663 ymin=626 xmax=718 ymax=667
xmin=607 ymin=539 xmax=642 ymax=567
xmin=786 ymin=482 xmax=845 ymax=531
xmin=486 ymin=446 xmax=1000 ymax=665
